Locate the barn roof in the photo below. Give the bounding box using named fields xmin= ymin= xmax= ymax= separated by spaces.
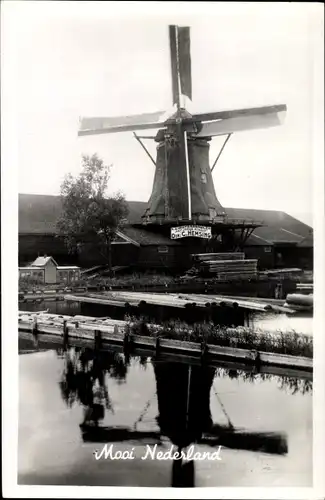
xmin=19 ymin=193 xmax=313 ymax=247
xmin=225 ymin=207 xmax=312 ymax=241
xmin=19 ymin=194 xmax=146 ymax=234
xmin=245 ymin=226 xmax=305 ymax=245
xmin=297 ymin=234 xmax=314 ymax=248
xmin=121 ymin=226 xmax=180 ymax=246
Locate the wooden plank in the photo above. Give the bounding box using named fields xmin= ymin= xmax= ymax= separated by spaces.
xmin=18 ymin=329 xmax=312 ymax=381
xmin=261 ymin=268 xmax=302 ymax=275
xmin=192 ymin=253 xmax=245 ymax=261
xmin=200 ymin=259 xmax=257 ymax=265
xmin=259 ymin=351 xmax=312 ymax=369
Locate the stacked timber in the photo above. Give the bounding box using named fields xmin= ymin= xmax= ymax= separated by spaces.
xmin=192 ymin=252 xmax=245 ymax=264
xmin=190 ymin=253 xmax=257 ymax=280
xmin=260 ymin=268 xmax=303 ymax=277
xmin=198 ymin=259 xmax=258 ymax=280
xmin=296 ymin=283 xmax=313 ymax=293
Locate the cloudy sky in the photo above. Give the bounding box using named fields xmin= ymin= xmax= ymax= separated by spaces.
xmin=3 ymin=1 xmax=323 ymax=225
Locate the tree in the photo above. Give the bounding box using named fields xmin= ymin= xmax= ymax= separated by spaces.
xmin=57 ymin=154 xmax=129 ymax=273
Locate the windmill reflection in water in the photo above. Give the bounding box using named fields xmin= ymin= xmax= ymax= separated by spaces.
xmin=57 ymin=342 xmax=300 ymax=487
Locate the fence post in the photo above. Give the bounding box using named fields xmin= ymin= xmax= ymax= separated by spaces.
xmin=200 ymin=340 xmax=208 ymax=363
xmin=124 ymin=328 xmax=130 ymax=350
xmin=32 ymin=316 xmax=38 ymax=347
xmin=63 ymin=320 xmax=69 ymax=350
xmin=155 ymin=335 xmax=160 ymax=355
xmin=94 ymin=330 xmax=102 ymax=351
xmin=247 ymin=349 xmax=261 ymax=372
xmin=123 ymin=327 xmax=133 ymax=356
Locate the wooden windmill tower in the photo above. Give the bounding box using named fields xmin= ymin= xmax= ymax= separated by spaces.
xmin=79 ymin=25 xmax=286 ymax=248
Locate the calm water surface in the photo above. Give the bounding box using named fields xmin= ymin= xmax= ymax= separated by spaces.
xmin=18 ymin=338 xmax=312 ymax=487
xmin=18 ymin=299 xmax=312 ymax=487
xmin=251 ymin=312 xmax=312 ymax=336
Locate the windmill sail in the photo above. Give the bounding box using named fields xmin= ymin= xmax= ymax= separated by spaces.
xmin=78 ymin=111 xmax=167 ymax=136
xmin=193 ymin=104 xmax=286 ymax=137
xmin=169 ymin=25 xmax=192 ymax=108
xmin=178 ymin=27 xmax=192 ymax=102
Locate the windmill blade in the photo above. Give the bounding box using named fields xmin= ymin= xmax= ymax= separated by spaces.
xmin=191 ymin=104 xmax=286 ymax=124
xmin=169 ymin=25 xmax=192 ymax=108
xmin=196 ymin=112 xmax=285 ymax=137
xmin=78 ymin=111 xmax=168 ymax=137
xmin=202 ymin=424 xmax=288 ymax=455
xmin=194 ymin=104 xmax=286 ymax=138
xmin=178 ymin=27 xmax=192 ymax=103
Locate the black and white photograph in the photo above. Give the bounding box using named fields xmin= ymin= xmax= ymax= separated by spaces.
xmin=2 ymin=1 xmax=324 ymax=497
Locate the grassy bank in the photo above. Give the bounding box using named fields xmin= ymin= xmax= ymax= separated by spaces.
xmin=19 ymin=272 xmax=175 ymax=291
xmin=126 ymin=317 xmax=313 ymax=359
xmin=19 ymin=268 xmax=313 ymax=292
xmin=92 ymin=272 xmax=176 ymax=287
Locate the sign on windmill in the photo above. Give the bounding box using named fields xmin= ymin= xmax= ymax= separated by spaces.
xmin=78 ymin=25 xmax=286 ymax=226
xmin=171 ymin=225 xmax=212 ymax=240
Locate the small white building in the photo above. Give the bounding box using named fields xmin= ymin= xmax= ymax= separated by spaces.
xmin=31 ymin=256 xmax=58 ymax=284
xmin=19 ymin=255 xmax=81 ymax=285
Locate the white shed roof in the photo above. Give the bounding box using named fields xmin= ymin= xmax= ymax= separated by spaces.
xmin=56 ymin=266 xmax=80 ymax=270
xmin=31 ymin=256 xmax=58 ymax=267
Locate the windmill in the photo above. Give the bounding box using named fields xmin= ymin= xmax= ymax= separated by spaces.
xmin=78 ymin=25 xmax=286 ymax=245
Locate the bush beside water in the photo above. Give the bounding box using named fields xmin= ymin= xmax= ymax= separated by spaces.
xmin=127 ymin=317 xmax=313 ymax=359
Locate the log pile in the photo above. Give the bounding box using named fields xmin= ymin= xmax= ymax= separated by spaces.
xmin=284 ymin=293 xmax=313 ymax=311
xmin=64 ymin=291 xmax=294 ymax=313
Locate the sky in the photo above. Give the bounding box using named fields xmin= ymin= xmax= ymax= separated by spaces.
xmin=3 ymin=1 xmax=323 ymax=226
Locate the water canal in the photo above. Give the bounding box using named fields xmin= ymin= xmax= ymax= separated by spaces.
xmin=18 ymin=300 xmax=313 ymax=487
